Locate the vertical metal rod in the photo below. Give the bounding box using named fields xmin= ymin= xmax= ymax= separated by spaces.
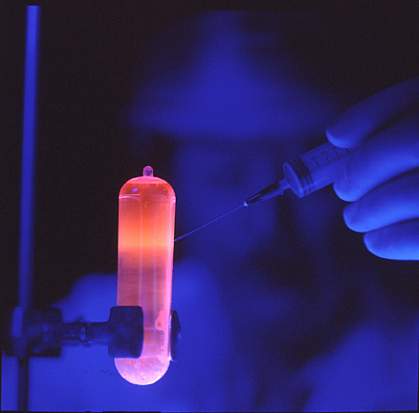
xmin=17 ymin=5 xmax=41 ymax=411
xmin=17 ymin=358 xmax=29 ymax=411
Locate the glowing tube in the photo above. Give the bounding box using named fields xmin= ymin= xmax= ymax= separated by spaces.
xmin=115 ymin=166 xmax=176 ymax=385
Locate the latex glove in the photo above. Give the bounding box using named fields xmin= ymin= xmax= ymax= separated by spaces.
xmin=326 ymin=77 xmax=419 ymax=260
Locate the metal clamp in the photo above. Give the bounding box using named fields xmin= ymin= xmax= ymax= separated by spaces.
xmin=5 ymin=306 xmax=144 ymax=358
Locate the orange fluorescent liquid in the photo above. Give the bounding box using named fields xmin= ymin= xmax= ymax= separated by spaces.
xmin=114 ymin=166 xmax=176 ymax=385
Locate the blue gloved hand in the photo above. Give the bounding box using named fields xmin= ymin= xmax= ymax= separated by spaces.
xmin=326 ymin=77 xmax=419 ymax=260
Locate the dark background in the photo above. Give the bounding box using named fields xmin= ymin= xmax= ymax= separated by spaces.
xmin=3 ymin=1 xmax=419 ymax=310
xmin=0 ymin=1 xmax=419 ymax=408
xmin=1 ymin=5 xmax=419 ymax=407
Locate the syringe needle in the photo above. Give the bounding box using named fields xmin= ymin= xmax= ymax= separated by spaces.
xmin=175 ymin=142 xmax=354 ymax=242
xmin=174 ymin=204 xmax=245 ymax=242
xmin=174 ymin=179 xmax=289 ymax=243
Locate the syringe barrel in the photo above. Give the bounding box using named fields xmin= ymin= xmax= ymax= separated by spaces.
xmin=283 ymin=142 xmax=351 ymax=198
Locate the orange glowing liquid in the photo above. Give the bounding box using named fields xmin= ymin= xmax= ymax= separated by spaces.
xmin=114 ymin=166 xmax=176 ymax=385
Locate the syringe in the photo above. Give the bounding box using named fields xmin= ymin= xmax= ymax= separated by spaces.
xmin=244 ymin=142 xmax=351 ymax=204
xmin=175 ymin=142 xmax=351 ymax=242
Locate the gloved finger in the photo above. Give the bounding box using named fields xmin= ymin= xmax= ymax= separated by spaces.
xmin=363 ymin=220 xmax=419 ymax=260
xmin=343 ymin=170 xmax=419 ymax=232
xmin=326 ymin=76 xmax=419 ymax=148
xmin=333 ymin=111 xmax=419 ymax=201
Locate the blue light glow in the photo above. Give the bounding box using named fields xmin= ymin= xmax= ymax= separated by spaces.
xmin=18 ymin=5 xmax=41 ymax=309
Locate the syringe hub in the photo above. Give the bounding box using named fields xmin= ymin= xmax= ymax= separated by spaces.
xmin=244 ymin=178 xmax=290 ymax=206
